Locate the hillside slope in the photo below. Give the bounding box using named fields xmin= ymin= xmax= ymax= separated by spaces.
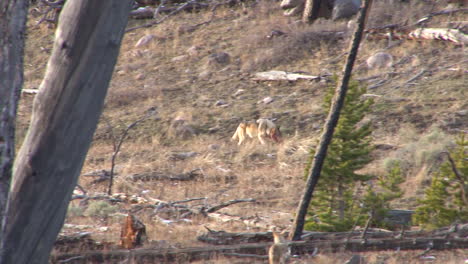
xmin=18 ymin=0 xmax=466 ymax=259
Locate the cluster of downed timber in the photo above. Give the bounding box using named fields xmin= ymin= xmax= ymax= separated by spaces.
xmin=198 ymin=223 xmax=468 ymax=247
xmin=51 ymin=224 xmax=468 ymax=263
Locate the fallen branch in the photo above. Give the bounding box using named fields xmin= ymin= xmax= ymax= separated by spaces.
xmin=442 ymin=151 xmax=468 ymax=207
xmin=204 ymin=198 xmax=256 ymax=213
xmin=198 ymin=224 xmax=468 ymax=245
xmin=51 ymin=236 xmax=468 ymax=263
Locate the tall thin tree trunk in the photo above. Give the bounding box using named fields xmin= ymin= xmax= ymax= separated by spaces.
xmin=0 ymin=1 xmax=132 ymax=263
xmin=337 ymin=182 xmax=347 ymax=220
xmin=302 ymin=0 xmax=321 ymax=23
xmin=0 ymin=0 xmax=29 ymax=238
xmin=290 ymin=0 xmax=373 ymax=241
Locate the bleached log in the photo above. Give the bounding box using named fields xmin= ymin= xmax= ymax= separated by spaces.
xmin=253 ymin=71 xmax=320 ymax=81
xmin=21 ymin=88 xmax=39 ymax=94
xmin=409 ymin=28 xmax=468 ymax=45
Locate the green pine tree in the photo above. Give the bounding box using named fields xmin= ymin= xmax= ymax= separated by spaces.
xmin=414 ymin=134 xmax=468 ymax=229
xmin=304 ymin=80 xmax=374 ymax=232
xmin=361 ymin=163 xmax=404 ymax=228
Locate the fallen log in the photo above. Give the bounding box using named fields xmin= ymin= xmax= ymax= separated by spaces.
xmin=51 ymin=236 xmax=468 ymax=263
xmin=198 ymin=224 xmax=468 ymax=245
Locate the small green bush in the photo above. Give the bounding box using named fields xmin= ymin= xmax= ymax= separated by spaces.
xmin=84 ymin=201 xmax=118 ymax=217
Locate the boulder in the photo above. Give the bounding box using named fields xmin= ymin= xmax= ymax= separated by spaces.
xmin=366 ymin=52 xmax=393 ymax=69
xmin=333 ymin=0 xmax=360 ymax=20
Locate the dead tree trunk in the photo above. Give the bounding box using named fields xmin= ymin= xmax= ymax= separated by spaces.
xmin=0 ymin=1 xmax=132 ymax=264
xmin=302 ymin=0 xmax=321 ymax=23
xmin=290 ymin=0 xmax=373 ymax=241
xmin=0 ymin=0 xmax=29 ymax=237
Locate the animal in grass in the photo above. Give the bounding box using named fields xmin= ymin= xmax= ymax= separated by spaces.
xmin=269 ymin=231 xmax=289 ymax=264
xmin=231 ymin=118 xmax=282 ymax=145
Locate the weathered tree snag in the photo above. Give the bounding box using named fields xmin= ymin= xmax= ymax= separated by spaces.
xmin=290 ymin=0 xmax=373 ymax=241
xmin=120 ymin=214 xmax=147 ymax=249
xmin=0 ymin=0 xmax=29 ymax=239
xmin=302 ymin=0 xmax=321 ymax=23
xmin=0 ymin=1 xmax=132 ymax=263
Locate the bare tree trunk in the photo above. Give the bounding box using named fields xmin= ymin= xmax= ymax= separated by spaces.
xmin=302 ymin=0 xmax=321 ymax=23
xmin=0 ymin=0 xmax=29 ymax=238
xmin=338 ymin=183 xmax=345 ymax=221
xmin=0 ymin=1 xmax=132 ymax=263
xmin=290 ymin=0 xmax=373 ymax=241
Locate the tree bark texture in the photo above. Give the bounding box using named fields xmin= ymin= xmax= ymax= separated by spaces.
xmin=302 ymin=0 xmax=321 ymax=23
xmin=0 ymin=0 xmax=29 ymax=235
xmin=290 ymin=0 xmax=373 ymax=241
xmin=0 ymin=1 xmax=132 ymax=263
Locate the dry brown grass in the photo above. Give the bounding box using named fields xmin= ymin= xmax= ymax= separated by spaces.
xmin=18 ymin=0 xmax=468 ymax=261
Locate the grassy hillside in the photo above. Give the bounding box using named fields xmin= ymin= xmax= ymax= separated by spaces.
xmin=18 ymin=0 xmax=466 ymax=261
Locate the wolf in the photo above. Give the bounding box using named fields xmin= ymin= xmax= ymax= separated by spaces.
xmin=231 ymin=118 xmax=282 ymax=145
xmin=269 ymin=231 xmax=289 ymax=264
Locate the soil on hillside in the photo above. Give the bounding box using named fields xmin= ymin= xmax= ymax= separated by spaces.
xmin=17 ymin=0 xmax=467 ymax=262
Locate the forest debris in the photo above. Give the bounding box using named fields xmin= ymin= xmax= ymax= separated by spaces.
xmin=409 ymin=28 xmax=468 ymax=44
xmin=198 ymin=224 xmax=468 ymax=245
xmin=128 ymin=169 xmax=202 ymax=181
xmin=52 ymin=236 xmax=468 ymax=263
xmin=253 ymin=71 xmax=320 ymax=81
xmin=120 ymin=214 xmax=147 ymax=249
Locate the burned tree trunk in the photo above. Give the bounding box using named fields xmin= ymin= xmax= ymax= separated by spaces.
xmin=0 ymin=0 xmax=29 ymax=236
xmin=0 ymin=1 xmax=132 ymax=263
xmin=290 ymin=0 xmax=373 ymax=241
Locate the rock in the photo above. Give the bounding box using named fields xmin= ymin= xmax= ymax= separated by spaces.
xmin=233 ymin=89 xmax=245 ymax=97
xmin=170 ymin=151 xmax=198 ymax=160
xmin=333 ymin=0 xmax=360 ymax=20
xmin=171 ymin=55 xmax=188 ymax=62
xmin=198 ymin=70 xmax=212 ymax=80
xmin=135 ymin=73 xmax=145 ymax=80
xmin=259 ymin=96 xmax=274 ymax=104
xmin=266 ymin=29 xmax=286 ymax=39
xmin=366 ymin=52 xmax=393 ymax=69
xmin=206 ymin=52 xmax=230 ymax=69
xmin=169 ymin=120 xmax=196 ymax=139
xmin=208 ymin=144 xmax=220 ymax=150
xmin=129 ymin=7 xmax=155 ymax=19
xmin=187 ymin=45 xmax=202 ymax=57
xmin=215 ymin=100 xmax=228 ymax=106
xmin=135 ymin=34 xmax=155 ymax=48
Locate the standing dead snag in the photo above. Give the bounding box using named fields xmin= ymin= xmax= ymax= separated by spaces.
xmin=0 ymin=1 xmax=133 ymax=264
xmin=120 ymin=214 xmax=147 ymax=249
xmin=0 ymin=0 xmax=30 ymax=242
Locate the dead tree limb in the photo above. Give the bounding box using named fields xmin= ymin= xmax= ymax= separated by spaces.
xmin=204 ymin=198 xmax=256 ymax=213
xmin=442 ymin=151 xmax=468 ymax=207
xmin=104 ymin=110 xmax=156 ymax=195
xmin=290 ymin=0 xmax=373 ymax=241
